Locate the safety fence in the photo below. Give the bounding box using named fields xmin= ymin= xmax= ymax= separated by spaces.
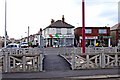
xmin=0 ymin=48 xmax=44 ymax=72
xmin=60 ymin=47 xmax=120 ymax=69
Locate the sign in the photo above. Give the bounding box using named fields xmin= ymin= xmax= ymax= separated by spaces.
xmin=80 ymin=36 xmax=98 ymax=39
xmin=47 ymin=34 xmax=74 ymax=38
xmin=103 ymin=36 xmax=112 ymax=38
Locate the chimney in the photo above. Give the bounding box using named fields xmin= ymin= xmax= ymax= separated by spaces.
xmin=51 ymin=19 xmax=54 ymax=24
xmin=62 ymin=15 xmax=65 ymax=22
xmin=38 ymin=28 xmax=42 ymax=35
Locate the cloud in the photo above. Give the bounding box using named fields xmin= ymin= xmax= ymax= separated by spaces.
xmin=0 ymin=0 xmax=119 ymax=39
xmin=73 ymin=0 xmax=118 ymax=27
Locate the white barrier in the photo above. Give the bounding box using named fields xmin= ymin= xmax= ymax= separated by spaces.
xmin=0 ymin=48 xmax=44 ymax=72
xmin=60 ymin=47 xmax=120 ymax=70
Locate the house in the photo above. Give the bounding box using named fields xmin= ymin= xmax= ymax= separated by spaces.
xmin=74 ymin=27 xmax=111 ymax=47
xmin=110 ymin=23 xmax=120 ymax=46
xmin=0 ymin=36 xmax=4 ymax=48
xmin=43 ymin=15 xmax=75 ymax=47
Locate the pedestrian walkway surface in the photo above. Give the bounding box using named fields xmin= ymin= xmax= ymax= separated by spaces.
xmin=43 ymin=54 xmax=71 ymax=71
xmin=43 ymin=47 xmax=71 ymax=71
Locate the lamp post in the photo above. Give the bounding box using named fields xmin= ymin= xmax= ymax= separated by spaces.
xmin=4 ymin=0 xmax=7 ymax=48
xmin=82 ymin=0 xmax=85 ymax=54
xmin=28 ymin=26 xmax=29 ymax=46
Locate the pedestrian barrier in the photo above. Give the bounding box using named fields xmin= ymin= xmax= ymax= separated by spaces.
xmin=0 ymin=48 xmax=44 ymax=72
xmin=60 ymin=47 xmax=120 ymax=70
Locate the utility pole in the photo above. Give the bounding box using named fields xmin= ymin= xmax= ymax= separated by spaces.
xmin=4 ymin=0 xmax=7 ymax=48
xmin=82 ymin=0 xmax=85 ymax=54
xmin=28 ymin=26 xmax=29 ymax=46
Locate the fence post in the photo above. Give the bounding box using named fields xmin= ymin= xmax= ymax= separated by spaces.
xmin=101 ymin=52 xmax=105 ymax=68
xmin=72 ymin=53 xmax=75 ymax=70
xmin=115 ymin=53 xmax=118 ymax=67
xmin=115 ymin=47 xmax=117 ymax=53
xmin=72 ymin=47 xmax=76 ymax=70
xmin=39 ymin=53 xmax=43 ymax=71
xmin=22 ymin=56 xmax=26 ymax=71
xmin=86 ymin=54 xmax=89 ymax=68
xmin=3 ymin=51 xmax=9 ymax=72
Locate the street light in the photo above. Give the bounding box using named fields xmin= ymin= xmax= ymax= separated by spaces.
xmin=28 ymin=26 xmax=30 ymax=46
xmin=4 ymin=0 xmax=7 ymax=48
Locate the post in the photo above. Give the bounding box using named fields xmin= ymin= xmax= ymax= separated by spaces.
xmin=86 ymin=54 xmax=89 ymax=68
xmin=3 ymin=52 xmax=9 ymax=72
xmin=22 ymin=56 xmax=26 ymax=71
xmin=4 ymin=0 xmax=7 ymax=48
xmin=115 ymin=53 xmax=118 ymax=67
xmin=40 ymin=53 xmax=43 ymax=71
xmin=72 ymin=53 xmax=75 ymax=70
xmin=28 ymin=26 xmax=29 ymax=46
xmin=101 ymin=52 xmax=105 ymax=68
xmin=108 ymin=38 xmax=111 ymax=47
xmin=64 ymin=37 xmax=66 ymax=54
xmin=94 ymin=39 xmax=96 ymax=47
xmin=82 ymin=0 xmax=85 ymax=54
xmin=72 ymin=47 xmax=76 ymax=70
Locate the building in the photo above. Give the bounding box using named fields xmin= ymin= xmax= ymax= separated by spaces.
xmin=110 ymin=23 xmax=120 ymax=46
xmin=20 ymin=28 xmax=43 ymax=47
xmin=43 ymin=15 xmax=75 ymax=47
xmin=74 ymin=27 xmax=111 ymax=47
xmin=0 ymin=36 xmax=4 ymax=48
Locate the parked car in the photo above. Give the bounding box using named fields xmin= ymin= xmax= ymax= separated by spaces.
xmin=6 ymin=43 xmax=20 ymax=48
xmin=20 ymin=42 xmax=28 ymax=48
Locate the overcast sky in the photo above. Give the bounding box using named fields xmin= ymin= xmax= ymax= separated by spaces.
xmin=0 ymin=0 xmax=119 ymax=39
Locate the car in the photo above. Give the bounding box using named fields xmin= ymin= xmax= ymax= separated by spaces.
xmin=20 ymin=42 xmax=28 ymax=48
xmin=6 ymin=43 xmax=20 ymax=48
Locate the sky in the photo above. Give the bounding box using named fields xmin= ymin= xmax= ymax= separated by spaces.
xmin=0 ymin=0 xmax=119 ymax=39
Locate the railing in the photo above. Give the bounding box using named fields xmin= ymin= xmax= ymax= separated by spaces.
xmin=60 ymin=47 xmax=120 ymax=70
xmin=0 ymin=48 xmax=44 ymax=72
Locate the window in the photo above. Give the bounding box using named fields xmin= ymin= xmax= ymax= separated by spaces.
xmin=46 ymin=29 xmax=49 ymax=34
xmin=56 ymin=28 xmax=61 ymax=34
xmin=85 ymin=29 xmax=92 ymax=34
xmin=67 ymin=28 xmax=72 ymax=35
xmin=99 ymin=29 xmax=107 ymax=34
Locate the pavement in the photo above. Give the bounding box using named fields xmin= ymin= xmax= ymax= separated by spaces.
xmin=1 ymin=48 xmax=120 ymax=80
xmin=43 ymin=54 xmax=71 ymax=71
xmin=2 ymin=68 xmax=120 ymax=79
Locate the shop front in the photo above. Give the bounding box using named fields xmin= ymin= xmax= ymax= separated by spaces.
xmin=45 ymin=34 xmax=74 ymax=47
xmin=79 ymin=36 xmax=111 ymax=47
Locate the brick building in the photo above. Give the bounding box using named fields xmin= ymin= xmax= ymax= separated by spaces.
xmin=74 ymin=27 xmax=111 ymax=47
xmin=110 ymin=23 xmax=120 ymax=46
